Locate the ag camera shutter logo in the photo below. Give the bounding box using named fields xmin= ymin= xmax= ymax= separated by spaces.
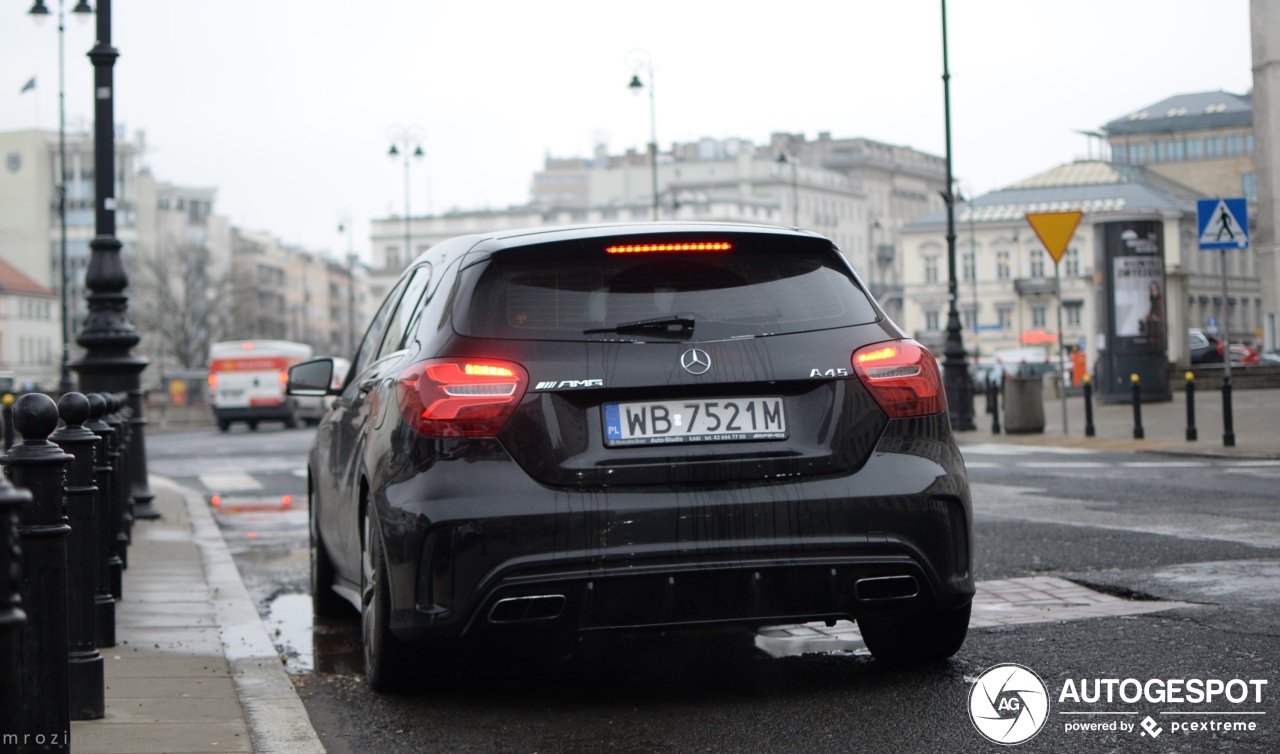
xmin=969 ymin=663 xmax=1051 ymax=745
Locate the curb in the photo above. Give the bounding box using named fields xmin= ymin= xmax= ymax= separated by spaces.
xmin=154 ymin=476 xmax=326 ymax=754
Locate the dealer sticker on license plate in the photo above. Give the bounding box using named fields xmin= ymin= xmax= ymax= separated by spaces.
xmin=603 ymin=397 xmax=787 ymax=447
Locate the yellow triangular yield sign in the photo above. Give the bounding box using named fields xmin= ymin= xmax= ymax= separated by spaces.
xmin=1025 ymin=210 xmax=1083 ymax=263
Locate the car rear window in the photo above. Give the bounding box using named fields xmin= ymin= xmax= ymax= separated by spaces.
xmin=460 ymin=238 xmax=877 ymax=341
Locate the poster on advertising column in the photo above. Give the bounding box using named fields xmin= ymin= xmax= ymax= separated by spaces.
xmin=1113 ymin=254 xmax=1165 ymax=345
xmin=1099 ymin=221 xmax=1170 ymax=402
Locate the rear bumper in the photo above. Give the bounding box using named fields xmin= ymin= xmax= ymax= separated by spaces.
xmin=372 ymin=416 xmax=974 ymax=646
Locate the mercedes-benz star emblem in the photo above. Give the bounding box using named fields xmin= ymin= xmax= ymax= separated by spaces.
xmin=680 ymin=349 xmax=711 ymax=375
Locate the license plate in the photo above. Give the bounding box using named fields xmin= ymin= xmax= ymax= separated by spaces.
xmin=603 ymin=397 xmax=787 ymax=447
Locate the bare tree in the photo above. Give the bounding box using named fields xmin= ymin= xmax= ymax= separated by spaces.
xmin=131 ymin=238 xmax=233 ymax=370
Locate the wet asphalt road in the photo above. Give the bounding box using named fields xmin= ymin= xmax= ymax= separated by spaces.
xmin=152 ymin=425 xmax=1280 ymax=753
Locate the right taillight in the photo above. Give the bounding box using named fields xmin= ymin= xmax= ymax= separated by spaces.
xmin=852 ymin=340 xmax=946 ymax=418
xmin=397 ymin=358 xmax=528 ymax=437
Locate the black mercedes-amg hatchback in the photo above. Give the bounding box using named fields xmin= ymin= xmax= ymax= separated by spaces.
xmin=288 ymin=222 xmax=974 ymax=690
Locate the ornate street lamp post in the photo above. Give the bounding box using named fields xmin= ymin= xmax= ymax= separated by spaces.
xmin=70 ymin=0 xmax=161 ymax=520
xmin=940 ymin=0 xmax=975 ymax=430
xmin=387 ymin=126 xmax=424 ymax=267
xmin=28 ymin=0 xmax=93 ymax=396
xmin=627 ymin=50 xmax=659 ymax=221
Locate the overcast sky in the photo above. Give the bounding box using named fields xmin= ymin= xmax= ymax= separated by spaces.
xmin=1 ymin=1 xmax=1255 ymax=262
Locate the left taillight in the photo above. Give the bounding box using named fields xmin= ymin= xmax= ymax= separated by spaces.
xmin=278 ymin=370 xmax=288 ymax=388
xmin=397 ymin=359 xmax=529 ymax=437
xmin=852 ymin=340 xmax=946 ymax=418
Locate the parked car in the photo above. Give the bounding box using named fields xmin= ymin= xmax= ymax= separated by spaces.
xmin=289 ymin=223 xmax=975 ymax=690
xmin=1189 ymin=329 xmax=1225 ymax=364
xmin=1229 ymin=343 xmax=1259 ymax=365
xmin=1260 ymin=351 xmax=1280 ymax=365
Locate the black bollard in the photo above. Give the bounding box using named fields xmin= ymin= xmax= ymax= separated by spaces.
xmin=989 ymin=379 xmax=1001 ymax=434
xmin=85 ymin=394 xmax=118 ymax=646
xmin=51 ymin=393 xmax=106 ymax=720
xmin=103 ymin=395 xmax=131 ymax=569
xmin=9 ymin=392 xmax=73 ymax=753
xmin=2 ymin=393 xmax=14 ymax=451
xmin=1185 ymin=372 xmax=1198 ymax=442
xmin=0 ymin=457 xmax=33 ymax=739
xmin=1223 ymin=374 xmax=1236 ymax=448
xmin=1083 ymin=375 xmax=1096 ymax=437
xmin=1130 ymin=373 xmax=1144 ymax=440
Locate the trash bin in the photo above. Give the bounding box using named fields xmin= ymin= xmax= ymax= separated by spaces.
xmin=1003 ymin=374 xmax=1045 ymax=434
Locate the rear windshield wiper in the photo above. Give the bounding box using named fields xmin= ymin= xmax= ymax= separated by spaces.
xmin=584 ymin=314 xmax=695 ymax=338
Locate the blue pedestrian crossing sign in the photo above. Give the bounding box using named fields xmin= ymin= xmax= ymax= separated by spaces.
xmin=1198 ymin=198 xmax=1249 ymax=250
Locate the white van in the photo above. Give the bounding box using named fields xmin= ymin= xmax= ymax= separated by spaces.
xmin=207 ymin=340 xmax=316 ymax=431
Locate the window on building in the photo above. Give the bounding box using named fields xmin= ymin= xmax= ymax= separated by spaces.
xmin=1186 ymin=138 xmax=1203 ymax=159
xmin=1168 ymin=140 xmax=1185 ymax=161
xmin=925 ymin=310 xmax=940 ymax=331
xmin=1029 ymin=249 xmax=1046 ymax=278
xmin=997 ymin=307 xmax=1013 ymax=329
xmin=1128 ymin=143 xmax=1146 ymax=164
xmin=925 ymin=256 xmax=939 ymax=284
xmin=1226 ymin=135 xmax=1244 ymax=157
xmin=962 ymin=251 xmax=976 ymax=283
xmin=1246 ymin=133 xmax=1255 ymax=155
xmin=1206 ymin=137 xmax=1224 ymax=158
xmin=996 ymin=250 xmax=1011 ymax=281
xmin=1151 ymin=141 xmax=1164 ymax=162
xmin=1243 ymin=173 xmax=1258 ymax=204
xmin=386 ymin=246 xmax=401 ymax=269
xmin=1064 ymin=246 xmax=1080 ymax=277
xmin=962 ymin=307 xmax=977 ymax=331
xmin=1031 ymin=305 xmax=1047 ymax=328
xmin=1066 ymin=304 xmax=1082 ymax=327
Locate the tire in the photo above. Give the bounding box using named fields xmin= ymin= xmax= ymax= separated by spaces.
xmin=217 ymin=419 xmax=230 ymax=432
xmin=858 ymin=602 xmax=971 ymax=664
xmin=284 ymin=411 xmax=299 ymax=430
xmin=310 ymin=493 xmax=349 ymax=619
xmin=362 ymin=515 xmax=415 ymax=692
xmin=248 ymin=420 xmax=259 ymax=431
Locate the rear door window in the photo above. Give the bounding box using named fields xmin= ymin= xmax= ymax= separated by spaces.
xmin=461 ymin=238 xmax=877 ymax=341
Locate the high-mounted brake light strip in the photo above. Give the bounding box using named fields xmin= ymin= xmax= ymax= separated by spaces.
xmin=605 ymin=242 xmax=732 ymax=254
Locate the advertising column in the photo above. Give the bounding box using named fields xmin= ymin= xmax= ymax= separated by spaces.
xmin=1097 ymin=221 xmax=1172 ymax=403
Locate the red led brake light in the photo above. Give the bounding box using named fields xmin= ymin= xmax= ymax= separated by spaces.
xmin=398 ymin=358 xmax=528 ymax=437
xmin=852 ymin=340 xmax=946 ymax=418
xmin=605 ymin=242 xmax=732 ymax=254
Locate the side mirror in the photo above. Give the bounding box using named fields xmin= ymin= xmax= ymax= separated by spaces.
xmin=288 ymin=358 xmax=337 ymax=396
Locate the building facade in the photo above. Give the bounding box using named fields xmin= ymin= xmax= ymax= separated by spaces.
xmin=370 ymin=132 xmax=946 ymax=323
xmin=0 ymin=128 xmax=141 ymax=354
xmin=1252 ymin=0 xmax=1280 ymax=353
xmin=1104 ymin=89 xmax=1274 ymax=350
xmin=229 ymin=228 xmax=371 ymax=358
xmin=0 ymin=257 xmax=59 ymax=390
xmin=901 ymin=161 xmax=1264 ymax=373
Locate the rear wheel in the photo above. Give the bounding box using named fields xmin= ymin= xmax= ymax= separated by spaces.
xmin=362 ymin=515 xmax=414 ymax=692
xmin=858 ymin=602 xmax=971 ymax=664
xmin=248 ymin=420 xmax=259 ymax=431
xmin=217 ymin=419 xmax=230 ymax=432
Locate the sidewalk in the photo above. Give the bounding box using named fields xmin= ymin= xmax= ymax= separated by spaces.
xmin=956 ymin=381 xmax=1280 ymax=459
xmin=69 ymin=479 xmax=324 ymax=754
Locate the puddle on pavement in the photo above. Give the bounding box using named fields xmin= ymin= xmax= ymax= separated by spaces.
xmin=265 ymin=593 xmax=363 ymax=675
